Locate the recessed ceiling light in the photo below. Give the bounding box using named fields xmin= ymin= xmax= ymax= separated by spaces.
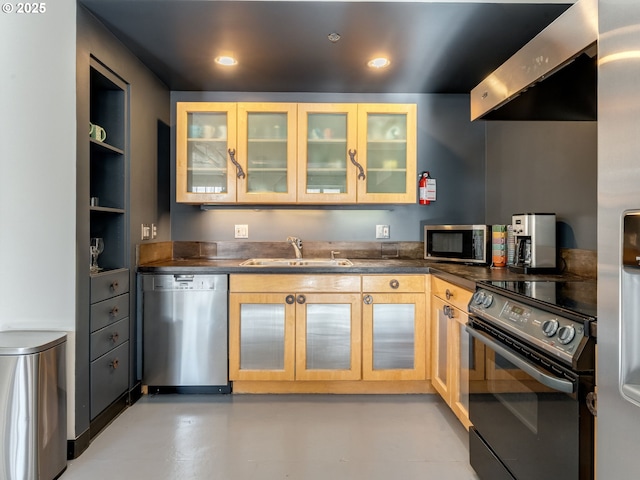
xmin=215 ymin=56 xmax=238 ymax=66
xmin=368 ymin=57 xmax=390 ymax=69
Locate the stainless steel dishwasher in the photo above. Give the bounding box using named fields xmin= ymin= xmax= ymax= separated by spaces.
xmin=141 ymin=274 xmax=230 ymax=393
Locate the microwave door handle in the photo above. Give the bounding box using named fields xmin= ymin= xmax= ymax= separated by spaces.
xmin=465 ymin=325 xmax=575 ymax=394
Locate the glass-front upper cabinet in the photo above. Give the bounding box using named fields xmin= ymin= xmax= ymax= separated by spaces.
xmin=236 ymin=103 xmax=297 ymax=203
xmin=356 ymin=104 xmax=417 ymax=203
xmin=297 ymin=103 xmax=358 ymax=203
xmin=176 ymin=102 xmax=238 ymax=203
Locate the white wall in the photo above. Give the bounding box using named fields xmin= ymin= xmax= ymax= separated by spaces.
xmin=0 ymin=0 xmax=77 ymax=434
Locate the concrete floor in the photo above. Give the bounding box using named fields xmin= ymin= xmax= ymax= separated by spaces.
xmin=61 ymin=394 xmax=480 ymax=480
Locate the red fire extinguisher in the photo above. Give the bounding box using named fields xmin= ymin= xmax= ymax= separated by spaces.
xmin=419 ymin=171 xmax=435 ymax=205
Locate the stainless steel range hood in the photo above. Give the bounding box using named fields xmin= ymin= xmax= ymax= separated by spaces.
xmin=470 ymin=0 xmax=597 ymax=121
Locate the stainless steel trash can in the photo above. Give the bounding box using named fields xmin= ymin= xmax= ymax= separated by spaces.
xmin=0 ymin=331 xmax=67 ymax=480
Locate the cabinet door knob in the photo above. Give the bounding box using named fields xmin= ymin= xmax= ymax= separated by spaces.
xmin=445 ymin=288 xmax=453 ymax=300
xmin=109 ymin=306 xmax=119 ymax=317
xmin=389 ymin=279 xmax=400 ymax=289
xmin=363 ymin=294 xmax=373 ymax=305
xmin=110 ymin=358 xmax=120 ymax=370
xmin=443 ymin=305 xmax=451 ymax=317
xmin=285 ymin=294 xmax=295 ymax=305
xmin=296 ymin=294 xmax=306 ymax=305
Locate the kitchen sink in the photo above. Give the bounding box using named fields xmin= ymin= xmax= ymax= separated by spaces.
xmin=239 ymin=258 xmax=353 ymax=267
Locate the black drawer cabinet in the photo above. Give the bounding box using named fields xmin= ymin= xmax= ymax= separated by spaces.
xmin=90 ymin=316 xmax=130 ymax=361
xmin=90 ymin=341 xmax=130 ymax=418
xmin=89 ymin=268 xmax=130 ymax=420
xmin=90 ymin=293 xmax=129 ymax=332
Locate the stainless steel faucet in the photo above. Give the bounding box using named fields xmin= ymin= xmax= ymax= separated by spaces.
xmin=287 ymin=236 xmax=303 ymax=258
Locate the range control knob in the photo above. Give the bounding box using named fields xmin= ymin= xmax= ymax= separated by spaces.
xmin=557 ymin=325 xmax=576 ymax=345
xmin=472 ymin=291 xmax=486 ymax=305
xmin=482 ymin=294 xmax=494 ymax=308
xmin=542 ymin=319 xmax=559 ymax=337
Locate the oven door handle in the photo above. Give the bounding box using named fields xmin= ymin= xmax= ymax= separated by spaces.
xmin=466 ymin=325 xmax=575 ymax=394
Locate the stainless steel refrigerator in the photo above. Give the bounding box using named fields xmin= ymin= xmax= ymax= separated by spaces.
xmin=598 ymin=0 xmax=640 ymax=477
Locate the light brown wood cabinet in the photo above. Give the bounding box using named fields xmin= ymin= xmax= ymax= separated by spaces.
xmin=176 ymin=102 xmax=417 ymax=204
xmin=362 ymin=275 xmax=427 ymax=380
xmin=229 ymin=275 xmax=362 ymax=381
xmin=431 ymin=277 xmax=482 ymax=430
xmin=229 ymin=273 xmax=429 ymax=388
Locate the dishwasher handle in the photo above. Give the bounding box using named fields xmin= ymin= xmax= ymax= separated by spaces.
xmin=174 ymin=275 xmax=194 ymax=282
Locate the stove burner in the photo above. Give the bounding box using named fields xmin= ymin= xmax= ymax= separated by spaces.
xmin=480 ymin=280 xmax=597 ymax=320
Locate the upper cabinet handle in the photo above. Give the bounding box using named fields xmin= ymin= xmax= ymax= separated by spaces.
xmin=228 ymin=148 xmax=245 ymax=179
xmin=348 ymin=149 xmax=365 ymax=180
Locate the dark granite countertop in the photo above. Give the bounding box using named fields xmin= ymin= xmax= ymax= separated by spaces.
xmin=137 ymin=258 xmax=584 ymax=291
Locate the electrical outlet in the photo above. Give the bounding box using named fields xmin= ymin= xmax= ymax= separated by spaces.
xmin=376 ymin=225 xmax=390 ymax=239
xmin=151 ymin=223 xmax=157 ymax=239
xmin=235 ymin=224 xmax=249 ymax=239
xmin=141 ymin=224 xmax=151 ymax=240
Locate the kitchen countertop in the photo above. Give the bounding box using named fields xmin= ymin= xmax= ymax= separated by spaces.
xmin=137 ymin=258 xmax=584 ymax=291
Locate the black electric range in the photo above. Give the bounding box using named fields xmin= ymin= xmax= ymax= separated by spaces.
xmin=467 ymin=279 xmax=597 ymax=480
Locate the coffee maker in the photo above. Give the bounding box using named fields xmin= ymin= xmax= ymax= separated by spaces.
xmin=509 ymin=213 xmax=556 ymax=273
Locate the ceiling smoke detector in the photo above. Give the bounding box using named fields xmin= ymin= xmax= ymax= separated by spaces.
xmin=327 ymin=32 xmax=341 ymax=43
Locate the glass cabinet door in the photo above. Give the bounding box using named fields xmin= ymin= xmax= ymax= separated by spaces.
xmin=176 ymin=102 xmax=237 ymax=203
xmin=236 ymin=103 xmax=297 ymax=203
xmin=297 ymin=104 xmax=358 ymax=203
xmin=357 ymin=104 xmax=417 ymax=203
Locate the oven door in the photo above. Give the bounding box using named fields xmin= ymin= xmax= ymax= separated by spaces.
xmin=466 ymin=321 xmax=594 ymax=480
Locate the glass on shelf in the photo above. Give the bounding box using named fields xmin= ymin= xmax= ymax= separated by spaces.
xmin=367 ymin=113 xmax=408 ymax=142
xmin=90 ymin=237 xmax=104 ymax=273
xmin=248 ymin=112 xmax=287 ymax=140
xmin=187 ymin=112 xmax=227 ymax=140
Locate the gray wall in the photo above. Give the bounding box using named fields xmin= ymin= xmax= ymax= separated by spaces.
xmin=485 ymin=121 xmax=597 ymax=250
xmin=169 ymin=92 xmax=486 ymax=242
xmin=76 ymin=6 xmax=170 ymax=438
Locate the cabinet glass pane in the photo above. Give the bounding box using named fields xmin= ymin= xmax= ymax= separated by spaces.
xmin=186 ymin=112 xmax=228 ymax=193
xmin=306 ymin=304 xmax=351 ymax=370
xmin=372 ymin=304 xmax=415 ymax=370
xmin=239 ymin=304 xmax=286 ymax=370
xmin=437 ymin=310 xmax=448 ymax=383
xmin=247 ymin=113 xmax=288 ymax=193
xmin=366 ymin=113 xmax=408 ymax=194
xmin=305 ymin=113 xmax=348 ymax=194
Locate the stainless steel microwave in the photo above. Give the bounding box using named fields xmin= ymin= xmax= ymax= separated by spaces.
xmin=424 ymin=225 xmax=490 ymax=264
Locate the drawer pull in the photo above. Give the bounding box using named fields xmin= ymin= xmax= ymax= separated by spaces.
xmin=110 ymin=358 xmax=120 ymax=370
xmin=389 ymin=279 xmax=400 ymax=289
xmin=445 ymin=288 xmax=453 ymax=300
xmin=296 ymin=294 xmax=306 ymax=305
xmin=363 ymin=294 xmax=373 ymax=305
xmin=109 ymin=306 xmax=119 ymax=317
xmin=110 ymin=332 xmax=120 ymax=343
xmin=110 ymin=281 xmax=119 ymax=292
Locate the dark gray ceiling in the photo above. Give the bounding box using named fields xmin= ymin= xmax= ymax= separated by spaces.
xmin=80 ymin=1 xmax=570 ymax=93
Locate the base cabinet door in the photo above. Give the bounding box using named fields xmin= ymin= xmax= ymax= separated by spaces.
xmin=431 ymin=277 xmax=476 ymax=429
xmin=362 ymin=275 xmax=427 ymax=380
xmin=229 ymin=293 xmax=296 ymax=381
xmin=295 ymin=293 xmax=362 ymax=381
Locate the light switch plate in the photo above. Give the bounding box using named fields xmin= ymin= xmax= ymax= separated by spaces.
xmin=376 ymin=225 xmax=390 ymax=239
xmin=235 ymin=224 xmax=249 ymax=239
xmin=141 ymin=224 xmax=151 ymax=240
